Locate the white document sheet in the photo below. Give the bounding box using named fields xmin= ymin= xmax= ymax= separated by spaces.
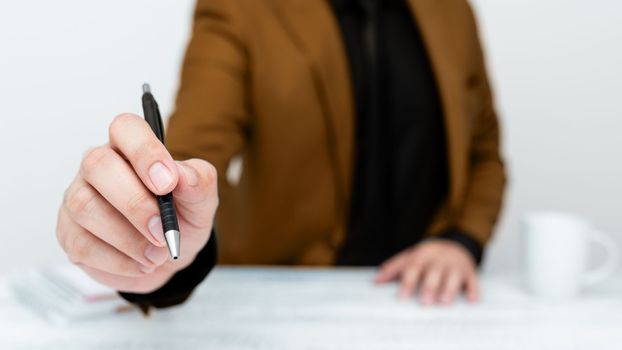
xmin=9 ymin=266 xmax=128 ymax=325
xmin=2 ymin=267 xmax=622 ymax=349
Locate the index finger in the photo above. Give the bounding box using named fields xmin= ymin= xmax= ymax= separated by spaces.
xmin=108 ymin=113 xmax=179 ymax=195
xmin=375 ymin=250 xmax=411 ymax=283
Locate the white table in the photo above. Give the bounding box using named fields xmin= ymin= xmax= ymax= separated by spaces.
xmin=2 ymin=267 xmax=622 ymax=349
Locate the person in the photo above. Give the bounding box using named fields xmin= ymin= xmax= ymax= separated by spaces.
xmin=56 ymin=0 xmax=506 ymax=312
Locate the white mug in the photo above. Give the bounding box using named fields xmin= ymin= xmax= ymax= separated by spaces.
xmin=521 ymin=212 xmax=620 ymax=298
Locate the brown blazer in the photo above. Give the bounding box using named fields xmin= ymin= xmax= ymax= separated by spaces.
xmin=166 ymin=0 xmax=507 ymax=265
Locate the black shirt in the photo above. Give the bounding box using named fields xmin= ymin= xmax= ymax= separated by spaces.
xmin=332 ymin=0 xmax=450 ymax=265
xmin=120 ymin=0 xmax=483 ymax=309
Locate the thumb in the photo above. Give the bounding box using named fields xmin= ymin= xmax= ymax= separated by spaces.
xmin=172 ymin=159 xmax=219 ymax=230
xmin=374 ymin=250 xmax=410 ymax=283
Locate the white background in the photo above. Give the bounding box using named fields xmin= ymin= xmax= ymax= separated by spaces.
xmin=0 ymin=0 xmax=620 ymax=276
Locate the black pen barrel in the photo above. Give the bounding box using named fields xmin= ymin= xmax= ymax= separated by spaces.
xmin=142 ymin=94 xmax=165 ymax=142
xmin=141 ymin=83 xmax=181 ymax=259
xmin=158 ymin=193 xmax=179 ymax=233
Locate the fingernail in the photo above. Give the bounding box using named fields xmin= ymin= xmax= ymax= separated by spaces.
xmin=149 ymin=162 xmax=174 ymax=191
xmin=178 ymin=162 xmax=199 ymax=187
xmin=139 ymin=264 xmax=155 ymax=274
xmin=148 ymin=215 xmax=166 ymax=246
xmin=144 ymin=245 xmax=168 ymax=266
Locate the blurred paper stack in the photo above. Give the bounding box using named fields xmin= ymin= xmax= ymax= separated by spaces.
xmin=9 ymin=265 xmax=132 ymax=325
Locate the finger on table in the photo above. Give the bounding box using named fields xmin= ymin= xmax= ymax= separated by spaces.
xmin=438 ymin=268 xmax=463 ymax=305
xmin=418 ymin=266 xmax=443 ymax=306
xmin=397 ymin=262 xmax=423 ymax=299
xmin=464 ymin=270 xmax=480 ymax=303
xmin=375 ymin=250 xmax=411 ymax=283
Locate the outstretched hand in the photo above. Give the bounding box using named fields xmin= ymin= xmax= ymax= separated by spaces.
xmin=56 ymin=114 xmax=219 ymax=294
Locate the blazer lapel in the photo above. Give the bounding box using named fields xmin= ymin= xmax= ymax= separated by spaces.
xmin=408 ymin=0 xmax=468 ymax=210
xmin=271 ymin=0 xmax=467 ymax=214
xmin=270 ymin=0 xmax=355 ymax=215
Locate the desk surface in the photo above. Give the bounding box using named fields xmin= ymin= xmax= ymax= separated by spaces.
xmin=2 ymin=267 xmax=622 ymax=349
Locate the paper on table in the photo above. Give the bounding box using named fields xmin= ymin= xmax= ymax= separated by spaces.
xmin=9 ymin=265 xmax=131 ymax=325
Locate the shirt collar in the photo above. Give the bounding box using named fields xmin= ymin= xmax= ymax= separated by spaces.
xmin=330 ymin=0 xmax=402 ymax=12
xmin=330 ymin=0 xmax=356 ymax=11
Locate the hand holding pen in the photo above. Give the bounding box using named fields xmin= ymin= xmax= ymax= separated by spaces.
xmin=55 ymin=85 xmax=218 ymax=294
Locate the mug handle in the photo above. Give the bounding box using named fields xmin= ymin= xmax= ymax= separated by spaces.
xmin=582 ymin=230 xmax=621 ymax=287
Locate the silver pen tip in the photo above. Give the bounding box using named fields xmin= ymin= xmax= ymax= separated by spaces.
xmin=142 ymin=83 xmax=151 ymax=94
xmin=164 ymin=230 xmax=180 ymax=260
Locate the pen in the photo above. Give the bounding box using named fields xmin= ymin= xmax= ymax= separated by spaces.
xmin=141 ymin=83 xmax=180 ymax=260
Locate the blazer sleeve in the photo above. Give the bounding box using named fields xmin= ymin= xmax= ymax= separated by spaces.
xmin=165 ymin=0 xmax=249 ymax=197
xmin=453 ymin=4 xmax=508 ymax=247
